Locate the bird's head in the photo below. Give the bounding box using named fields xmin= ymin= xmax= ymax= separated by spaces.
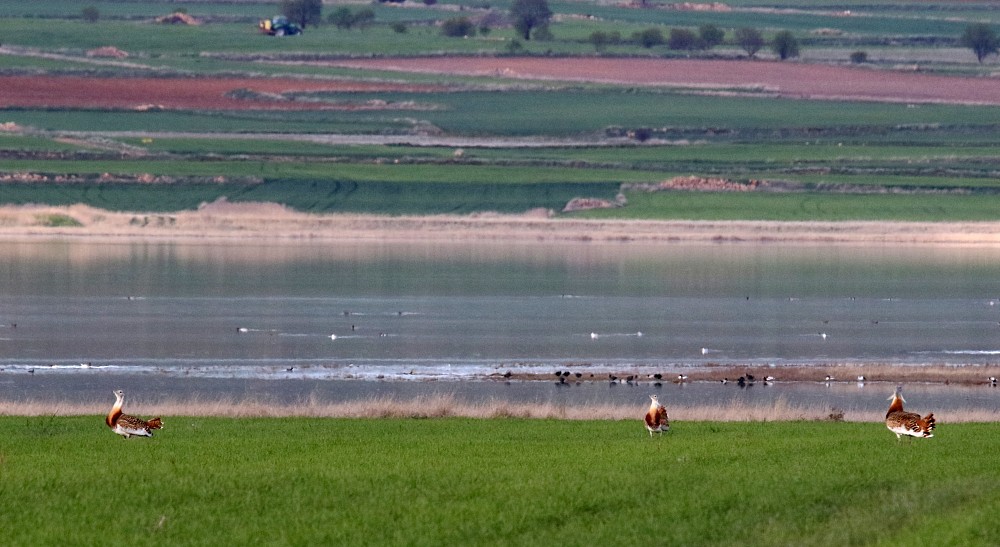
xmin=113 ymin=389 xmax=125 ymax=404
xmin=649 ymin=394 xmax=659 ymax=404
xmin=888 ymin=385 xmax=904 ymax=403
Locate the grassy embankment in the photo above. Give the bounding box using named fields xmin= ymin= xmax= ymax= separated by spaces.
xmin=1 ymin=416 xmax=998 ymax=545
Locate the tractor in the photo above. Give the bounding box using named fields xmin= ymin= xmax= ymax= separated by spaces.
xmin=258 ymin=15 xmax=302 ymax=36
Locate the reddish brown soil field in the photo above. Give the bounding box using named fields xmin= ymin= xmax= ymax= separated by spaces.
xmin=0 ymin=75 xmax=445 ymax=110
xmin=330 ymin=57 xmax=1000 ymax=105
xmin=5 ymin=59 xmax=1000 ymax=110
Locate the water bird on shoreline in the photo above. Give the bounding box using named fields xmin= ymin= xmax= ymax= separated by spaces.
xmin=676 ymin=374 xmax=688 ymax=383
xmin=825 ymin=375 xmax=836 ymax=382
xmin=106 ymin=390 xmax=162 ymax=439
xmin=885 ymin=386 xmax=935 ymax=440
xmin=990 ymin=377 xmax=997 ymax=386
xmin=644 ymin=394 xmax=670 ymax=437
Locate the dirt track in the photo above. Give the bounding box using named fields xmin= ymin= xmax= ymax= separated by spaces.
xmin=3 ymin=58 xmax=1000 ymax=110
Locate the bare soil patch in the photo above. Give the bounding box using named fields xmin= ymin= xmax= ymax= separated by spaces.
xmin=328 ymin=57 xmax=1000 ymax=105
xmin=0 ymin=75 xmax=446 ymax=110
xmin=3 ymin=203 xmax=1000 ymax=245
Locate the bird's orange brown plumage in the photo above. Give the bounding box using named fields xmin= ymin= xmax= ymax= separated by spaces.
xmin=885 ymin=388 xmax=935 ymax=439
xmin=106 ymin=390 xmax=162 ymax=438
xmin=644 ymin=396 xmax=669 ymax=436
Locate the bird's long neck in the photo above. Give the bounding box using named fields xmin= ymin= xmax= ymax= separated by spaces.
xmin=106 ymin=399 xmax=123 ymax=427
xmin=886 ymin=395 xmax=904 ymax=417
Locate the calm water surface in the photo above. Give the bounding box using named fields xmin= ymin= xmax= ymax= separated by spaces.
xmin=2 ymin=238 xmax=999 ymax=411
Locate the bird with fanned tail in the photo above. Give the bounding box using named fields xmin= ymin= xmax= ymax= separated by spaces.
xmin=644 ymin=394 xmax=670 ymax=437
xmin=885 ymin=385 xmax=935 ymax=440
xmin=106 ymin=389 xmax=162 ymax=439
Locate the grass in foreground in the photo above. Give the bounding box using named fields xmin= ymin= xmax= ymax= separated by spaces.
xmin=1 ymin=417 xmax=997 ymax=546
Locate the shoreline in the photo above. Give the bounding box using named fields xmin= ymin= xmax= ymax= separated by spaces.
xmin=3 ymin=203 xmax=1000 ymax=245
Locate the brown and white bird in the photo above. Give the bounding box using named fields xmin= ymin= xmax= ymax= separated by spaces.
xmin=885 ymin=385 xmax=935 ymax=440
xmin=644 ymin=394 xmax=670 ymax=437
xmin=106 ymin=389 xmax=162 ymax=439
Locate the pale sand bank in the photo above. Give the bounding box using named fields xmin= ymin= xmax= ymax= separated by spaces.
xmin=2 ymin=203 xmax=1000 ymax=245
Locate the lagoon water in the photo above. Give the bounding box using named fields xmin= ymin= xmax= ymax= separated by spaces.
xmin=2 ymin=238 xmax=1000 ymax=412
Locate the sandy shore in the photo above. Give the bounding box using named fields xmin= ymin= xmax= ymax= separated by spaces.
xmin=3 ymin=203 xmax=1000 ymax=245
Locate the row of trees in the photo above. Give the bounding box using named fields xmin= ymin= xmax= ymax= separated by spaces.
xmin=278 ymin=0 xmax=553 ymax=39
xmin=590 ymin=26 xmax=798 ymax=60
xmin=277 ymin=0 xmax=998 ymax=64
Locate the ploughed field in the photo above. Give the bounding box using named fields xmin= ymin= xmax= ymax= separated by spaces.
xmin=4 ymin=58 xmax=1000 ymax=110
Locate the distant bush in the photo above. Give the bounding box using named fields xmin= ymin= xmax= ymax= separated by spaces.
xmin=632 ymin=28 xmax=665 ymax=49
xmin=441 ymin=17 xmax=476 ymax=38
xmin=699 ymin=24 xmax=724 ymax=49
xmin=734 ymin=27 xmax=764 ymax=58
xmin=37 ymin=214 xmax=82 ymax=227
xmin=81 ymin=6 xmax=100 ymax=23
xmin=328 ymin=7 xmax=375 ymax=29
xmin=849 ymin=51 xmax=868 ymax=64
xmin=668 ymin=28 xmax=699 ymax=51
xmin=771 ymin=30 xmax=800 ymax=60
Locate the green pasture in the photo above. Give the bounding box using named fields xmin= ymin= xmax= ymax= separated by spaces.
xmin=7 ymin=90 xmax=1000 ymax=138
xmin=577 ymin=191 xmax=1000 ymax=222
xmin=1 ymin=417 xmax=997 ymax=545
xmin=2 ymin=0 xmax=1000 ymax=221
xmin=0 ymin=179 xmax=621 ymax=214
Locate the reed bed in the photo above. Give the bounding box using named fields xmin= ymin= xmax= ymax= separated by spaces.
xmin=3 ymin=393 xmax=998 ymax=422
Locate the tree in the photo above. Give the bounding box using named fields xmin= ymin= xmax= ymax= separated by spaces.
xmin=81 ymin=6 xmax=100 ymax=23
xmin=632 ymin=28 xmax=665 ymax=49
xmin=352 ymin=8 xmax=375 ymax=29
xmin=441 ymin=17 xmax=476 ymax=38
xmin=960 ymin=23 xmax=999 ymax=63
xmin=588 ymin=31 xmax=611 ymax=52
xmin=698 ymin=24 xmax=724 ymax=49
xmin=281 ymin=0 xmax=322 ymax=29
xmin=668 ymin=28 xmax=699 ymax=51
xmin=510 ymin=0 xmax=552 ymax=41
xmin=734 ymin=27 xmax=764 ymax=58
xmin=771 ymin=30 xmax=799 ymax=60
xmin=328 ymin=7 xmax=355 ymax=29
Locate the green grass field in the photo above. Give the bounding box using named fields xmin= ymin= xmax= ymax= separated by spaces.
xmin=1 ymin=0 xmax=1000 ymax=220
xmin=1 ymin=416 xmax=997 ymax=545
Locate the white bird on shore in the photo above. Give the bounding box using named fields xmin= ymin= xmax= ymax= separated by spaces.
xmin=590 ymin=332 xmax=598 ymax=339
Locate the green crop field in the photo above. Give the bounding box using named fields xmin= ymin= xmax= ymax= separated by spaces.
xmin=1 ymin=416 xmax=997 ymax=545
xmin=1 ymin=0 xmax=999 ymax=220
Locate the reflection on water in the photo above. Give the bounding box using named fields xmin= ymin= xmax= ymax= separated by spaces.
xmin=1 ymin=238 xmax=1000 ymax=409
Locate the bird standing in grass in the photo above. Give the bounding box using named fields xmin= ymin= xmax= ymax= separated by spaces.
xmin=106 ymin=390 xmax=162 ymax=439
xmin=644 ymin=394 xmax=670 ymax=437
xmin=885 ymin=386 xmax=935 ymax=440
